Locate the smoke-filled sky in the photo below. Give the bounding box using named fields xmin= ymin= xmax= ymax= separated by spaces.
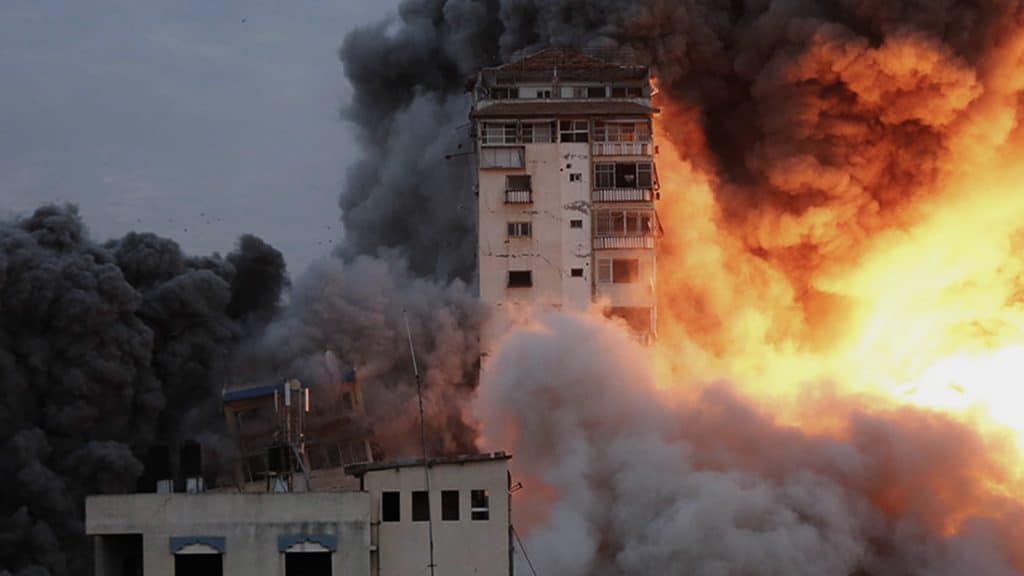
xmin=0 ymin=0 xmax=401 ymax=274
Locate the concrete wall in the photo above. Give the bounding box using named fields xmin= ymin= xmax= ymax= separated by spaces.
xmin=362 ymin=459 xmax=510 ymax=576
xmin=86 ymin=492 xmax=369 ymax=576
xmin=478 ymin=138 xmax=595 ymax=352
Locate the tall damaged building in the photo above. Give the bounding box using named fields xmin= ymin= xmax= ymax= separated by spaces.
xmin=472 ymin=48 xmax=661 ymax=347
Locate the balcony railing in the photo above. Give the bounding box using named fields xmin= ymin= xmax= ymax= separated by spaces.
xmin=592 ymin=188 xmax=653 ymax=202
xmin=591 ymin=141 xmax=652 ymax=156
xmin=505 ymin=189 xmax=533 ymax=204
xmin=594 ymin=235 xmax=655 ymax=250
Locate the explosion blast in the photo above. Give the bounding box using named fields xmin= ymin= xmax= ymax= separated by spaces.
xmin=339 ymin=0 xmax=1024 ymax=573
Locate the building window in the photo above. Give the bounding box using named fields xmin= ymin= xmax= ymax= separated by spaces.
xmin=507 ymin=221 xmax=532 ymax=238
xmin=595 ymin=210 xmax=653 ymax=236
xmin=442 ymin=490 xmax=460 ymax=521
xmin=471 ymin=489 xmax=490 ymax=521
xmin=491 ymin=87 xmax=518 ymax=99
xmin=611 ymin=85 xmax=643 ymax=98
xmin=480 ymin=147 xmax=524 ymax=169
xmin=569 ymin=172 xmax=582 ymax=182
xmin=597 ymin=258 xmax=640 ymax=284
xmin=587 ymin=86 xmax=607 ymax=98
xmin=175 ymin=554 xmax=222 ymax=576
xmin=412 ymin=491 xmax=430 ymax=522
xmin=593 ymin=121 xmax=651 ymax=143
xmin=286 ymin=552 xmax=331 ymax=576
xmin=570 ymin=219 xmax=583 ymax=229
xmin=593 ymin=162 xmax=653 ymax=188
xmin=382 ymin=491 xmax=400 ymax=522
xmin=481 ymin=122 xmax=518 ymax=145
xmin=535 ymin=88 xmax=553 ymax=99
xmin=522 ymin=122 xmax=554 ymax=143
xmin=559 ymin=120 xmax=589 ymax=143
xmin=594 ymin=164 xmax=615 ymax=188
xmin=505 ymin=175 xmax=531 ymax=191
xmin=507 ymin=271 xmax=533 ymax=288
xmin=571 ymin=268 xmax=584 ymax=277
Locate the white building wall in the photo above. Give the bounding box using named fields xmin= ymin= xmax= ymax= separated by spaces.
xmin=478 ymin=139 xmax=596 ymax=352
xmin=86 ymin=492 xmax=370 ymax=576
xmin=361 ymin=459 xmax=511 ymax=576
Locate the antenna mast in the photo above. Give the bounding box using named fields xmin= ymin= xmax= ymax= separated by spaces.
xmin=405 ymin=313 xmax=437 ymax=576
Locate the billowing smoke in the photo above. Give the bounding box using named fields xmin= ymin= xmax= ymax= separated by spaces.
xmin=338 ymin=1 xmax=1024 ymax=575
xmin=0 ymin=205 xmax=287 ymax=576
xmin=338 ymin=0 xmax=1024 ymax=330
xmin=236 ymin=253 xmax=484 ymax=456
xmin=476 ymin=313 xmax=1024 ymax=575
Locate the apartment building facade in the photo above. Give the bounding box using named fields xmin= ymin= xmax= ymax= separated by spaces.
xmin=471 ymin=48 xmax=660 ymax=346
xmin=85 ymin=453 xmax=512 ymax=576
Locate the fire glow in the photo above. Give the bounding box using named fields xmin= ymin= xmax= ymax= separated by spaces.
xmin=650 ymin=39 xmax=1024 ymax=486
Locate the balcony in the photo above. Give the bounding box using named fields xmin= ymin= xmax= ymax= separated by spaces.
xmin=592 ymin=188 xmax=653 ymax=202
xmin=594 ymin=235 xmax=655 ymax=250
xmin=505 ymin=189 xmax=532 ymax=204
xmin=591 ymin=141 xmax=652 ymax=156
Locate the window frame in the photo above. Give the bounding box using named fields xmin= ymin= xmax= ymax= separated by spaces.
xmin=594 ymin=163 xmax=615 ymax=188
xmin=522 ymin=122 xmax=554 ymax=144
xmin=595 ymin=210 xmax=654 ymax=237
xmin=596 ymin=258 xmax=641 ymax=284
xmin=441 ymin=490 xmax=460 ymax=522
xmin=507 ymin=221 xmax=532 ymax=239
xmin=505 ymin=174 xmax=532 ymax=191
xmin=411 ymin=490 xmax=430 ymax=522
xmin=559 ymin=120 xmax=589 ymax=143
xmin=470 ymin=489 xmax=490 ymax=521
xmin=481 ymin=122 xmax=518 ymax=145
xmin=381 ymin=491 xmax=400 ymax=523
xmin=507 ymin=270 xmax=533 ymax=288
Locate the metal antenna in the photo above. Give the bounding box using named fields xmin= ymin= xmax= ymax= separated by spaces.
xmin=405 ymin=312 xmax=436 ymax=576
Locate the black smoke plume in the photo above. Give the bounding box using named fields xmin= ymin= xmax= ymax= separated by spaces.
xmin=338 ymin=0 xmax=1024 ymax=290
xmin=0 ymin=205 xmax=287 ymax=576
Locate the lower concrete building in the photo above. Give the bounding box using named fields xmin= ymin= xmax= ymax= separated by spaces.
xmin=85 ymin=452 xmax=512 ymax=576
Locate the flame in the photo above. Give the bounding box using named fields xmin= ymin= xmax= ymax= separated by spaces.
xmin=650 ymin=77 xmax=1024 ymax=490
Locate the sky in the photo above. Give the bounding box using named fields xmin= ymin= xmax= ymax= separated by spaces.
xmin=0 ymin=0 xmax=402 ymax=274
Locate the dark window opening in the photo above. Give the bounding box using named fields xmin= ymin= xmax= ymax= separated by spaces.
xmin=570 ymin=219 xmax=583 ymax=229
xmin=571 ymin=268 xmax=584 ymax=278
xmin=587 ymin=86 xmax=606 ymax=98
xmin=175 ymin=553 xmax=222 ymax=576
xmin=569 ymin=173 xmax=582 ymax=182
xmin=471 ymin=489 xmax=490 ymax=521
xmin=382 ymin=491 xmax=400 ymax=522
xmin=98 ymin=534 xmax=143 ymax=576
xmin=505 ymin=174 xmax=532 ymax=191
xmin=412 ymin=490 xmax=430 ymax=522
xmin=508 ymin=271 xmax=533 ymax=288
xmin=612 ymin=259 xmax=640 ymax=283
xmin=286 ymin=552 xmax=332 ymax=576
xmin=442 ymin=490 xmax=460 ymax=521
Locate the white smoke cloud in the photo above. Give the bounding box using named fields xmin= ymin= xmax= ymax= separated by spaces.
xmin=475 ymin=312 xmax=1024 ymax=575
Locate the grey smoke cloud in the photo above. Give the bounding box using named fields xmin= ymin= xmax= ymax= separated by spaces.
xmin=476 ymin=312 xmax=1024 ymax=575
xmin=238 ymin=252 xmax=485 ymax=457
